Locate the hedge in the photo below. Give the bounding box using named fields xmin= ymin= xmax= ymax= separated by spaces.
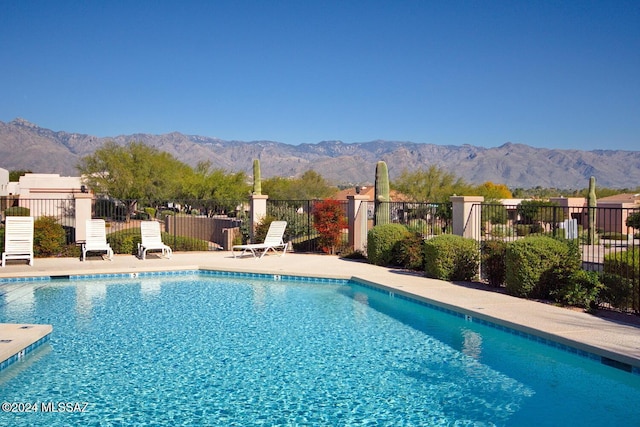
xmin=505 ymin=236 xmax=580 ymax=298
xmin=424 ymin=234 xmax=478 ymax=281
xmin=367 ymin=223 xmax=410 ymax=266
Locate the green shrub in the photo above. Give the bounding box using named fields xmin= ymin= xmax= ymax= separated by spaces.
xmin=107 ymin=228 xmax=141 ymax=255
xmin=481 ymin=240 xmax=507 ymax=287
xmin=33 ymin=216 xmax=67 ymax=257
xmin=515 ymin=224 xmax=530 ymax=236
xmin=601 ymin=273 xmax=635 ymax=311
xmin=601 ymin=232 xmax=627 ymax=240
xmin=505 ymin=236 xmax=580 ymax=299
xmin=169 ymin=234 xmax=209 ymax=251
xmin=602 ymin=248 xmax=639 ymax=311
xmin=393 ymin=232 xmax=425 ymax=270
xmin=551 ymin=270 xmax=603 ymax=311
xmin=144 ymin=207 xmax=157 ymax=219
xmin=490 ymin=224 xmax=512 ymax=238
xmin=159 ymin=210 xmax=177 ymax=221
xmin=578 ymin=226 xmax=600 ymax=245
xmin=424 ymin=234 xmax=479 ymax=281
xmin=4 ymin=206 xmax=30 ymax=217
xmin=106 ymin=228 xmax=209 ymax=254
xmin=367 ymin=223 xmax=410 ymax=266
xmin=406 ymin=219 xmax=427 ymax=235
xmin=254 ymin=215 xmax=279 ymax=243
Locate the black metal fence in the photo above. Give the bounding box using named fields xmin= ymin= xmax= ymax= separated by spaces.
xmin=0 ymin=198 xmax=78 ymax=244
xmin=2 ymin=197 xmax=637 ymax=311
xmin=375 ymin=201 xmax=453 ymax=236
xmin=470 ymin=203 xmax=640 ymax=312
xmin=267 ymin=199 xmax=349 ymax=253
xmin=91 ymin=198 xmax=247 ymax=253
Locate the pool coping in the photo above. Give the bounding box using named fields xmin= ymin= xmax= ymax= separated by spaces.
xmin=0 ymin=323 xmax=52 ymax=371
xmin=1 ymin=252 xmax=639 ymax=376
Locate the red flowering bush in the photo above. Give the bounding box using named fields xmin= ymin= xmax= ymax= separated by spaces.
xmin=312 ymin=199 xmax=348 ymax=254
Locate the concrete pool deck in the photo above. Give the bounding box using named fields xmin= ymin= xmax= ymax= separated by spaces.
xmin=1 ymin=251 xmax=639 ymax=373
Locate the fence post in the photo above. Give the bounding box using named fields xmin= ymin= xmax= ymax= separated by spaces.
xmin=250 ymin=194 xmax=268 ymax=242
xmin=451 ymin=196 xmax=484 ymax=238
xmin=73 ymin=192 xmax=93 ymax=242
xmin=348 ymin=195 xmax=369 ymax=253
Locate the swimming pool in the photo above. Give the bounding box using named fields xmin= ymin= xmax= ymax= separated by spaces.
xmin=0 ymin=272 xmax=639 ymax=426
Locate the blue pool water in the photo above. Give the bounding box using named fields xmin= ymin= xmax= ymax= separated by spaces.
xmin=0 ymin=273 xmax=639 ymax=426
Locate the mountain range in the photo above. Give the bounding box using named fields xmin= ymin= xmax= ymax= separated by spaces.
xmin=1 ymin=118 xmax=639 ymax=189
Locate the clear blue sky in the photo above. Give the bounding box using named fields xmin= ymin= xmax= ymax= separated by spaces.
xmin=1 ymin=0 xmax=638 ymax=150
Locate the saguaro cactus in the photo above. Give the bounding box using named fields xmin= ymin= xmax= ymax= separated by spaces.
xmin=374 ymin=161 xmax=390 ymax=225
xmin=587 ymin=176 xmax=597 ymax=245
xmin=252 ymin=159 xmax=262 ymax=195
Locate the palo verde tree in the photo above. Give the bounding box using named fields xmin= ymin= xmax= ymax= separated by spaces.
xmin=180 ymin=160 xmax=250 ymax=214
xmin=474 ymin=181 xmax=513 ymax=199
xmin=262 ymin=170 xmax=337 ymax=200
xmin=393 ymin=165 xmax=471 ymax=202
xmin=77 ymin=141 xmax=191 ymax=221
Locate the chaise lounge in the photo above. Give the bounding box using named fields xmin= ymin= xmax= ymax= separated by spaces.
xmin=1 ymin=216 xmax=34 ymax=267
xmin=138 ymin=220 xmax=172 ymax=259
xmin=82 ymin=219 xmax=114 ymax=261
xmin=232 ymin=220 xmax=288 ymax=258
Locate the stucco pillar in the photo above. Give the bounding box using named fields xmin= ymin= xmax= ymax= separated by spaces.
xmin=451 ymin=196 xmax=484 ymax=239
xmin=74 ymin=192 xmax=93 ymax=242
xmin=347 ymin=195 xmax=369 ymax=253
xmin=250 ymin=194 xmax=268 ymax=242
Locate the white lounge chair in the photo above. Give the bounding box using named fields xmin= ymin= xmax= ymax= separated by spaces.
xmin=1 ymin=216 xmax=34 ymax=267
xmin=233 ymin=221 xmax=288 ymax=258
xmin=138 ymin=220 xmax=172 ymax=260
xmin=82 ymin=219 xmax=113 ymax=261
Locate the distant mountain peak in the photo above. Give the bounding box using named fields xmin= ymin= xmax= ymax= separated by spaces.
xmin=1 ymin=118 xmax=639 ymax=189
xmin=11 ymin=117 xmax=38 ymax=128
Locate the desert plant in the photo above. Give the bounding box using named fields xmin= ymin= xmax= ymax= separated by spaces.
xmin=587 ymin=176 xmax=597 ymax=245
xmin=424 ymin=234 xmax=479 ymax=281
xmin=367 ymin=223 xmax=410 ymax=266
xmin=481 ymin=240 xmax=507 ymax=287
xmin=252 ymin=159 xmax=262 ymax=195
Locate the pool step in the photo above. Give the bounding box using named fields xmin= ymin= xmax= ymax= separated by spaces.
xmin=0 ymin=323 xmax=53 ymax=371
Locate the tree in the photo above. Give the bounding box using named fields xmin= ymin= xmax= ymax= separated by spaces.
xmin=393 ymin=165 xmax=470 ymax=202
xmin=77 ymin=141 xmax=191 ymax=220
xmin=312 ymin=199 xmax=348 ymax=254
xmin=263 ymin=170 xmax=337 ymax=200
xmin=517 ymin=200 xmax=565 ymax=231
xmin=474 ymin=182 xmax=513 ymax=199
xmin=627 ymin=211 xmax=640 ymax=229
xmin=9 ymin=170 xmax=32 ymax=182
xmin=180 ymin=161 xmax=250 ymax=213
